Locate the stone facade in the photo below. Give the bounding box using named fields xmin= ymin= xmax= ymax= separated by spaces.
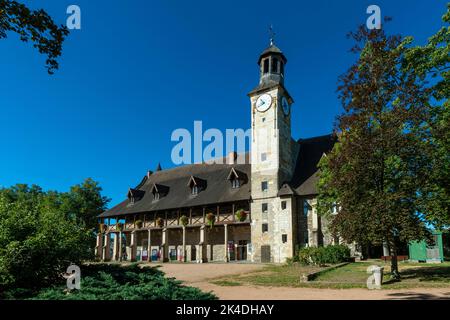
xmin=97 ymin=42 xmax=338 ymax=265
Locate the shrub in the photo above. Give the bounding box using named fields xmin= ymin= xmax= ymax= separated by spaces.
xmin=324 ymin=244 xmax=351 ymax=264
xmin=298 ymin=247 xmax=315 ymax=265
xmin=135 ymin=220 xmax=143 ymax=229
xmin=235 ymin=209 xmax=247 ymax=222
xmin=180 ymin=215 xmax=189 ymax=227
xmin=297 ymin=245 xmax=350 ymax=266
xmin=206 ymin=213 xmax=215 ymax=228
xmin=156 ymin=218 xmax=164 ymax=228
xmin=5 ymin=264 xmax=217 ymax=300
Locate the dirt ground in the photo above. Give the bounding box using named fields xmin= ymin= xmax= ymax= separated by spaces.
xmin=157 ymin=263 xmax=450 ymax=300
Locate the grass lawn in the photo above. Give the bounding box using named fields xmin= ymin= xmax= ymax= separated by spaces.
xmin=210 ymin=263 xmax=325 ymax=287
xmin=210 ymin=260 xmax=450 ymax=289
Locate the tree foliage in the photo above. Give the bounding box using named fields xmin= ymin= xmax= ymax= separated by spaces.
xmin=316 ymin=14 xmax=449 ymax=278
xmin=402 ymin=4 xmax=450 ymax=228
xmin=0 ymin=0 xmax=69 ymax=74
xmin=59 ymin=178 xmax=110 ymax=231
xmin=0 ymin=179 xmax=109 ymax=293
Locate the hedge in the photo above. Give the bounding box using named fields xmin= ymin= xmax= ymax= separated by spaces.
xmin=296 ymin=245 xmax=351 ymax=266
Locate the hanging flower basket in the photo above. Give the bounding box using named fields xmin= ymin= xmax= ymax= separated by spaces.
xmin=235 ymin=209 xmax=247 ymax=222
xmin=206 ymin=212 xmax=215 ymax=228
xmin=156 ymin=217 xmax=164 ymax=228
xmin=180 ymin=215 xmax=189 ymax=227
xmin=117 ymin=222 xmax=124 ymax=231
xmin=135 ymin=220 xmax=143 ymax=229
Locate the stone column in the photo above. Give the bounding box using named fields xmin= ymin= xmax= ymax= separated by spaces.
xmin=130 ymin=231 xmax=137 ymax=261
xmin=147 ymin=229 xmax=151 ymax=262
xmin=118 ymin=232 xmax=123 ymax=261
xmin=103 ymin=233 xmax=111 ymax=261
xmin=182 ymin=226 xmax=186 ymax=262
xmin=112 ymin=233 xmax=119 ymax=261
xmin=95 ymin=233 xmax=103 ymax=258
xmin=224 ymin=224 xmax=229 ymax=262
xmin=162 ymin=228 xmax=169 ymax=262
xmin=199 ymin=225 xmax=207 ymax=263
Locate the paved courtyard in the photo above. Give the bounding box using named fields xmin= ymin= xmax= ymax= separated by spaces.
xmin=157 ymin=263 xmax=450 ymax=300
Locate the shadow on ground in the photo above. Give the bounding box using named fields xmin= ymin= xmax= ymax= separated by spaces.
xmin=387 ymin=291 xmax=450 ymax=300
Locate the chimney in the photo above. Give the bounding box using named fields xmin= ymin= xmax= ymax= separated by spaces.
xmin=227 ymin=151 xmax=237 ymax=165
xmin=147 ymin=170 xmax=153 ymax=178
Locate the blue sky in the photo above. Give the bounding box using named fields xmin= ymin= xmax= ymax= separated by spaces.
xmin=0 ymin=0 xmax=448 ymax=207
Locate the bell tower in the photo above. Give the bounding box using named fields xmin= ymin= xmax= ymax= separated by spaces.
xmin=248 ymin=34 xmax=295 ymax=263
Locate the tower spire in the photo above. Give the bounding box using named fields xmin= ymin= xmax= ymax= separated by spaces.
xmin=269 ymin=24 xmax=275 ymax=46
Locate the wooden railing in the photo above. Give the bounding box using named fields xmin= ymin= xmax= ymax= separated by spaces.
xmin=103 ymin=208 xmax=250 ymax=231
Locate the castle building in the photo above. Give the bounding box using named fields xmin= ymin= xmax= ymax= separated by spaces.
xmin=97 ymin=40 xmax=336 ymax=263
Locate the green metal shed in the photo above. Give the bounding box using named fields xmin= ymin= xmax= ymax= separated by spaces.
xmin=409 ymin=231 xmax=444 ymax=263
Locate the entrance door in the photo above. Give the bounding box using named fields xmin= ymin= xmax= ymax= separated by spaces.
xmin=170 ymin=249 xmax=177 ymax=261
xmin=191 ymin=246 xmax=197 ymax=261
xmin=261 ymin=245 xmax=271 ymax=263
xmin=151 ymin=249 xmax=158 ymax=261
xmin=237 ymin=240 xmax=247 ymax=261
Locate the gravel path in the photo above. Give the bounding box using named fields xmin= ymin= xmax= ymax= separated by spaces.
xmin=157 ymin=263 xmax=450 ymax=300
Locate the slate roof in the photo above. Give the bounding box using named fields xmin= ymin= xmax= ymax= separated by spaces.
xmin=257 ymin=44 xmax=287 ymax=65
xmin=99 ymin=135 xmax=336 ymax=218
xmin=99 ymin=154 xmax=251 ymax=218
xmin=291 ymin=134 xmax=337 ymax=196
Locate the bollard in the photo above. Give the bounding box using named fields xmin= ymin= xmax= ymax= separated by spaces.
xmin=367 ymin=265 xmax=384 ymax=290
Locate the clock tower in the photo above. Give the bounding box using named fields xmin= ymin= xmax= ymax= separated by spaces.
xmin=248 ymin=39 xmax=296 ymax=263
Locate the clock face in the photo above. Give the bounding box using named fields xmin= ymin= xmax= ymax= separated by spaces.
xmin=255 ymin=94 xmax=272 ymax=112
xmin=281 ymin=97 xmax=290 ymax=116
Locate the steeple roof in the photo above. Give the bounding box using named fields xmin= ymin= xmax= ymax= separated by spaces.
xmin=257 ymin=44 xmax=287 ymax=65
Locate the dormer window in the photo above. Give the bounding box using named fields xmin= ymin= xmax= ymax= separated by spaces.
xmin=227 ymin=167 xmax=247 ymax=190
xmin=127 ymin=188 xmax=145 ymax=206
xmin=188 ymin=176 xmax=206 ymax=196
xmin=150 ymin=183 xmax=169 ymax=202
xmin=231 ymin=179 xmax=241 ymax=189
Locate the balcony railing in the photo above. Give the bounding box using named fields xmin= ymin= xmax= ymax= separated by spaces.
xmin=102 ymin=207 xmax=250 ymax=232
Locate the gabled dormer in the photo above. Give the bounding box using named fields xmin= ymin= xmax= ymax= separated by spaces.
xmin=150 ymin=183 xmax=169 ymax=201
xmin=227 ymin=167 xmax=248 ymax=189
xmin=187 ymin=176 xmax=207 ymax=196
xmin=127 ymin=188 xmax=145 ymax=205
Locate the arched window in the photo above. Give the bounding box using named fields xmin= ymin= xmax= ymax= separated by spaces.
xmin=263 ymin=58 xmax=269 ymax=73
xmin=280 ymin=61 xmax=284 ymax=75
xmin=271 ymin=58 xmax=278 ymax=73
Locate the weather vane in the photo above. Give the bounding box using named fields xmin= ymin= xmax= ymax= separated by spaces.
xmin=269 ymin=24 xmax=275 ymax=46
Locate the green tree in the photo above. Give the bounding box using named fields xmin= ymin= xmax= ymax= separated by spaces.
xmin=0 ymin=0 xmax=69 ymax=74
xmin=403 ymin=4 xmax=450 ymax=228
xmin=318 ymin=21 xmax=433 ymax=279
xmin=60 ymin=178 xmax=110 ymax=232
xmin=0 ymin=179 xmax=109 ymax=295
